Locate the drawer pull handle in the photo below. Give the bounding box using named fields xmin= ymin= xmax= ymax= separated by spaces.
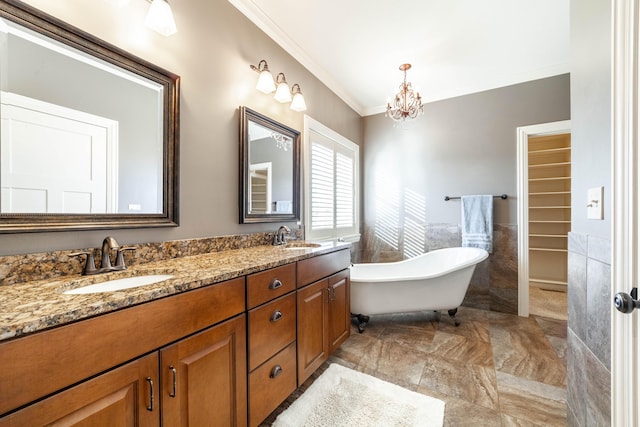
xmin=270 ymin=279 xmax=283 ymax=290
xmin=146 ymin=377 xmax=154 ymax=412
xmin=270 ymin=310 xmax=283 ymax=322
xmin=169 ymin=366 xmax=177 ymax=398
xmin=270 ymin=365 xmax=283 ymax=378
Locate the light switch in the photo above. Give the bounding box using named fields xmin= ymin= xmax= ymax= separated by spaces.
xmin=587 ymin=187 xmax=604 ymax=220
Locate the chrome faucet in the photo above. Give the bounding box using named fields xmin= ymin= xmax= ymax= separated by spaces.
xmin=100 ymin=236 xmax=120 ymax=271
xmin=70 ymin=236 xmax=136 ymax=275
xmin=273 ymin=226 xmax=290 ymax=246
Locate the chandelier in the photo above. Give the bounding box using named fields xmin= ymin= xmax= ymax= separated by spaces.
xmin=386 ymin=63 xmax=424 ymax=121
xmin=271 ymin=132 xmax=292 ymax=151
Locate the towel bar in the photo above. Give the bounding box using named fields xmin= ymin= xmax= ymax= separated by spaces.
xmin=444 ymin=194 xmax=508 ymax=201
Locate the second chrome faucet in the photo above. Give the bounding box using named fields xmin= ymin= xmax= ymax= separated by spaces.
xmin=272 ymin=226 xmax=290 ymax=246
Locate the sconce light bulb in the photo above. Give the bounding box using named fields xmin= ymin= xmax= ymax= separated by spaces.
xmin=273 ymin=73 xmax=292 ymax=103
xmin=145 ymin=0 xmax=177 ymax=37
xmin=290 ymin=85 xmax=307 ymax=112
xmin=274 ymin=83 xmax=292 ymax=103
xmin=256 ymin=70 xmax=276 ymax=94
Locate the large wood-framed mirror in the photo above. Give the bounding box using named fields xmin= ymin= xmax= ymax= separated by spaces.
xmin=0 ymin=0 xmax=180 ymax=233
xmin=239 ymin=106 xmax=300 ymax=223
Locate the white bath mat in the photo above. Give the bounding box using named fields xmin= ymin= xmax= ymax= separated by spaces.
xmin=272 ymin=363 xmax=445 ymax=427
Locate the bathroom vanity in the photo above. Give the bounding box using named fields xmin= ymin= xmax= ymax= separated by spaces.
xmin=0 ymin=242 xmax=351 ymax=426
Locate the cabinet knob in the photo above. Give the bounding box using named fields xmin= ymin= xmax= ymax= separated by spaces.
xmin=270 ymin=310 xmax=283 ymax=322
xmin=270 ymin=365 xmax=283 ymax=378
xmin=269 ymin=279 xmax=283 ymax=290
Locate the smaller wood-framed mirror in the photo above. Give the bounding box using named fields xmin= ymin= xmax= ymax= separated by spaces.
xmin=239 ymin=107 xmax=300 ymax=223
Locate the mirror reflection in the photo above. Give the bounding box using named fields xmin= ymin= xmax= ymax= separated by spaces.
xmin=248 ymin=120 xmax=293 ymax=214
xmin=0 ymin=0 xmax=179 ymax=232
xmin=240 ymin=107 xmax=300 ymax=223
xmin=0 ymin=14 xmax=163 ymax=214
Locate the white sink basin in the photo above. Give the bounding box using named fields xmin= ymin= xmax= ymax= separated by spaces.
xmin=63 ymin=274 xmax=174 ymax=294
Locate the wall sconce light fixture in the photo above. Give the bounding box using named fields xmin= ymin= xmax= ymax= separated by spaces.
xmin=273 ymin=73 xmax=292 ymax=103
xmin=290 ymin=84 xmax=307 ymax=112
xmin=250 ymin=60 xmax=307 ymax=112
xmin=144 ymin=0 xmax=178 ymax=37
xmin=108 ymin=0 xmax=177 ymax=36
xmin=250 ymin=60 xmax=276 ymax=94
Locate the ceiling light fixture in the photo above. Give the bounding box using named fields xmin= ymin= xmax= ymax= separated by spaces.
xmin=145 ymin=0 xmax=177 ymax=37
xmin=250 ymin=60 xmax=276 ymax=94
xmin=290 ymin=84 xmax=307 ymax=112
xmin=386 ymin=63 xmax=423 ymax=122
xmin=273 ymin=73 xmax=292 ymax=103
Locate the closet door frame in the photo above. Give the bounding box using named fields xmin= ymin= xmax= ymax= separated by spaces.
xmin=516 ymin=120 xmax=571 ymax=317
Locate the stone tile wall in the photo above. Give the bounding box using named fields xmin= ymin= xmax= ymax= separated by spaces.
xmin=354 ymin=223 xmax=519 ymax=314
xmin=566 ymin=232 xmax=611 ymax=425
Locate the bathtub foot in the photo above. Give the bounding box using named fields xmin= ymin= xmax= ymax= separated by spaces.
xmin=447 ymin=308 xmax=461 ymax=327
xmin=351 ymin=313 xmax=370 ymax=333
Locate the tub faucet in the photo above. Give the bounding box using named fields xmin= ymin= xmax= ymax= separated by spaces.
xmin=273 ymin=226 xmax=290 ymax=245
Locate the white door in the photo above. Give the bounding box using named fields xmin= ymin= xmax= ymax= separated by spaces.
xmin=612 ymin=0 xmax=639 ymax=425
xmin=0 ymin=92 xmax=118 ymax=213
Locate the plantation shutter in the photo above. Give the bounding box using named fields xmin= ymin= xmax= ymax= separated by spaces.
xmin=307 ymin=129 xmax=357 ymax=240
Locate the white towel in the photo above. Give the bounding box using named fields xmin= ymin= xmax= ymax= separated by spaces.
xmin=461 ymin=195 xmax=493 ymax=253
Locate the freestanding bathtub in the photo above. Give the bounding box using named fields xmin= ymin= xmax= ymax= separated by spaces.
xmin=350 ymin=247 xmax=489 ymax=332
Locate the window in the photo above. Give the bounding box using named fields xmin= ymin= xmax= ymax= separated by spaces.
xmin=304 ymin=116 xmax=360 ymax=242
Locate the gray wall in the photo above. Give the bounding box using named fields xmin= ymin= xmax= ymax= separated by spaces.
xmin=567 ymin=0 xmax=612 ymax=425
xmin=363 ymin=74 xmax=570 ymax=229
xmin=0 ymin=0 xmax=362 ymax=255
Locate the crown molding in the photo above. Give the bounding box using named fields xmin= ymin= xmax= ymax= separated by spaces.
xmin=228 ymin=0 xmax=365 ymax=116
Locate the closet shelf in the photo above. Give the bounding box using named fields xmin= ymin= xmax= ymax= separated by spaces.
xmin=528 ymin=147 xmax=571 ymax=154
xmin=529 ymin=162 xmax=571 ymax=168
xmin=529 ymin=220 xmax=571 ymax=223
xmin=529 ymin=177 xmax=570 ymax=182
xmin=529 ymin=234 xmax=568 ymax=238
xmin=530 ymin=247 xmax=568 ymax=253
xmin=529 ymin=278 xmax=568 ymax=286
xmin=530 ymin=191 xmax=571 ymax=196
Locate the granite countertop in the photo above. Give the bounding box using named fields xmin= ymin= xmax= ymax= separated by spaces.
xmin=0 ymin=242 xmax=350 ymax=342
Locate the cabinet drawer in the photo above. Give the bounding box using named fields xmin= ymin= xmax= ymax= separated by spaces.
xmin=247 ymin=263 xmax=296 ymax=309
xmin=248 ymin=342 xmax=297 ymax=427
xmin=297 ymin=249 xmax=351 ymax=288
xmin=248 ymin=293 xmax=296 ymax=371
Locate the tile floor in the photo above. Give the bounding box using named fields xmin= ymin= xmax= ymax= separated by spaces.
xmin=263 ymin=307 xmax=568 ymax=426
xmin=529 ymin=286 xmax=568 ymax=321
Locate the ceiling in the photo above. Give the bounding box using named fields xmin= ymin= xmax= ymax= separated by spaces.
xmin=229 ymin=0 xmax=570 ymax=117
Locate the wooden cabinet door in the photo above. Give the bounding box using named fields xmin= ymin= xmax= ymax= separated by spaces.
xmin=297 ymin=279 xmax=329 ymax=384
xmin=329 ymin=270 xmax=350 ymax=354
xmin=160 ymin=315 xmax=247 ymax=427
xmin=0 ymin=353 xmax=159 ymax=427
